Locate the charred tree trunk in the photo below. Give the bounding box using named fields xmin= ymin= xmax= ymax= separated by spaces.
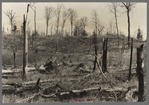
xmin=102 ymin=38 xmax=108 ymax=73
xmin=93 ymin=46 xmax=97 ymax=71
xmin=13 ymin=52 xmax=16 ymax=68
xmin=23 ymin=14 xmax=26 ymax=80
xmin=128 ymin=38 xmax=133 ymax=81
xmin=93 ymin=33 xmax=97 ymax=72
xmin=13 ymin=27 xmax=16 ymax=68
xmin=137 ymin=44 xmax=144 ymax=102
xmin=46 ymin=21 xmax=48 ymax=36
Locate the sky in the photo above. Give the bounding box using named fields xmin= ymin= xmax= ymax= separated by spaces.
xmin=2 ymin=2 xmax=147 ymax=40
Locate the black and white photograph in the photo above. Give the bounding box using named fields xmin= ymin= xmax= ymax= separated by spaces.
xmin=1 ymin=2 xmax=147 ymax=103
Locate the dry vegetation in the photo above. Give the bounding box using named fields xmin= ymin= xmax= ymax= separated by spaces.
xmin=2 ymin=33 xmax=147 ymax=103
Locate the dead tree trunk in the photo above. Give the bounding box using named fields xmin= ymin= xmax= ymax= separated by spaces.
xmin=32 ymin=34 xmax=33 ymax=48
xmin=13 ymin=26 xmax=16 ymax=68
xmin=137 ymin=44 xmax=144 ymax=102
xmin=46 ymin=22 xmax=48 ymax=36
xmin=13 ymin=52 xmax=16 ymax=68
xmin=102 ymin=38 xmax=108 ymax=73
xmin=23 ymin=14 xmax=26 ymax=80
xmin=93 ymin=32 xmax=97 ymax=72
xmin=128 ymin=38 xmax=133 ymax=81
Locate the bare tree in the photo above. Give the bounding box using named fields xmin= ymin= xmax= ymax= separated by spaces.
xmin=80 ymin=16 xmax=88 ymax=34
xmin=109 ymin=3 xmax=120 ymax=46
xmin=55 ymin=4 xmax=63 ymax=35
xmin=91 ymin=10 xmax=100 ymax=35
xmin=98 ymin=25 xmax=104 ymax=36
xmin=61 ymin=9 xmax=69 ymax=35
xmin=30 ymin=3 xmax=37 ymax=34
xmin=4 ymin=10 xmax=16 ymax=34
xmin=68 ymin=8 xmax=77 ymax=36
xmin=121 ymin=2 xmax=136 ymax=47
xmin=44 ymin=6 xmax=53 ymax=36
xmin=91 ymin=10 xmax=104 ymax=72
xmin=91 ymin=10 xmax=99 ymax=71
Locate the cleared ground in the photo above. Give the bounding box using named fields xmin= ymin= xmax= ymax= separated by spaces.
xmin=2 ymin=34 xmax=147 ymax=103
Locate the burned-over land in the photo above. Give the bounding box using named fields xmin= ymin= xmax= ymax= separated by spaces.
xmin=2 ymin=2 xmax=147 ymax=103
xmin=2 ymin=33 xmax=147 ymax=103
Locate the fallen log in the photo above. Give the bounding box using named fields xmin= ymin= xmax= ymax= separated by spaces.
xmin=22 ymin=78 xmax=60 ymax=86
xmin=2 ymin=78 xmax=42 ymax=94
xmin=2 ymin=85 xmax=16 ymax=93
xmin=3 ymin=77 xmax=91 ymax=92
xmin=16 ymin=85 xmax=134 ymax=103
xmin=17 ymin=86 xmax=101 ymax=103
xmin=2 ymin=67 xmax=36 ymax=75
xmin=2 ymin=58 xmax=58 ymax=75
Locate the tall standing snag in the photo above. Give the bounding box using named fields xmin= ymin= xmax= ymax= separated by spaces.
xmin=102 ymin=38 xmax=108 ymax=73
xmin=23 ymin=14 xmax=26 ymax=80
xmin=93 ymin=31 xmax=97 ymax=72
xmin=137 ymin=44 xmax=144 ymax=102
xmin=128 ymin=38 xmax=133 ymax=81
xmin=13 ymin=25 xmax=17 ymax=68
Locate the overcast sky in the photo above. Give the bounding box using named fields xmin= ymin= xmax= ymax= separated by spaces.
xmin=2 ymin=2 xmax=147 ymax=40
